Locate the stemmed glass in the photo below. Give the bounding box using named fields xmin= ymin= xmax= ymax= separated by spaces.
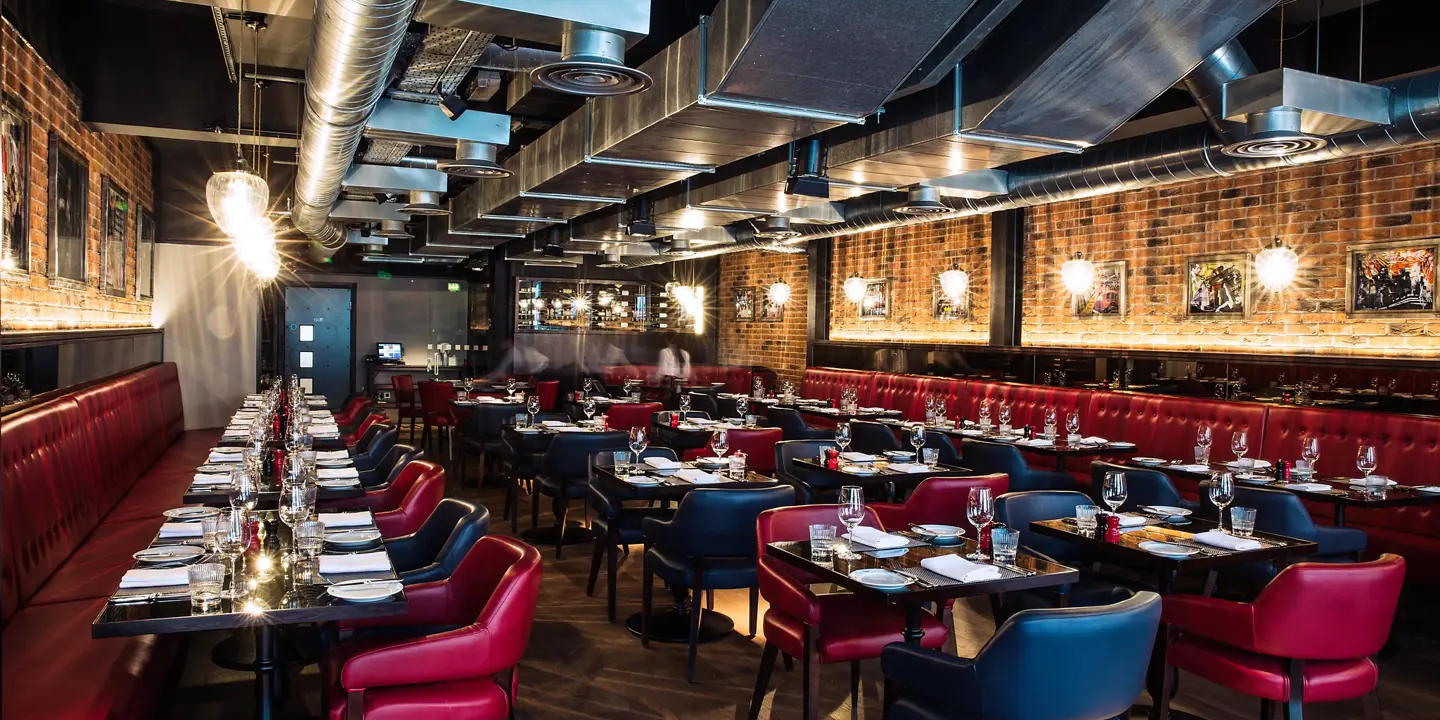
xmin=1356 ymin=445 xmax=1378 ymax=479
xmin=735 ymin=396 xmax=749 ymax=420
xmin=679 ymin=393 xmax=691 ymax=414
xmin=462 ymin=377 xmax=474 ymax=399
xmin=998 ymin=404 xmax=1012 ymax=430
xmin=1210 ymin=472 xmax=1235 ymax=532
xmin=836 ymin=486 xmax=866 ymax=560
xmin=628 ymin=426 xmax=649 ymax=465
xmin=1230 ymin=430 xmax=1249 ymax=465
xmin=977 ymin=401 xmax=992 ymax=429
xmin=710 ymin=427 xmax=729 ymax=460
xmin=1301 ymin=436 xmax=1321 ymax=472
xmin=217 ymin=509 xmax=247 ymax=599
xmin=1066 ymin=411 xmax=1081 ymax=440
xmin=278 ymin=481 xmax=315 ymax=532
xmin=1102 ymin=471 xmax=1128 ymax=513
xmin=228 ymin=467 xmax=258 ymax=514
xmin=527 ymin=395 xmax=540 ymax=426
xmin=835 ymin=423 xmax=852 ymax=454
xmin=506 ymin=378 xmax=517 ymax=396
xmin=909 ymin=424 xmax=926 ymax=457
xmin=965 ymin=487 xmax=994 ymax=560
xmin=1043 ymin=407 xmax=1058 ymax=438
xmin=1197 ymin=426 xmax=1213 ymax=463
xmin=583 ymin=397 xmax=598 ymax=422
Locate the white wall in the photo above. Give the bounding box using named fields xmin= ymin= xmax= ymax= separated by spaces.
xmin=152 ymin=244 xmax=258 ymax=430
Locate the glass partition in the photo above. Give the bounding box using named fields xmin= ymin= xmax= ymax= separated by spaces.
xmin=516 ymin=279 xmax=657 ymax=333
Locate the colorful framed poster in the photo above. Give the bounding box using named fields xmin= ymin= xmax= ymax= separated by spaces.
xmin=1075 ymin=260 xmax=1126 ymax=316
xmin=1 ymin=93 xmax=28 ymax=272
xmin=858 ymin=278 xmax=890 ymax=320
xmin=733 ymin=286 xmax=756 ymax=321
xmin=1346 ymin=240 xmax=1437 ymax=316
xmin=1186 ymin=254 xmax=1250 ymax=318
xmin=759 ymin=293 xmax=784 ymax=322
xmin=100 ymin=176 xmax=129 ymax=296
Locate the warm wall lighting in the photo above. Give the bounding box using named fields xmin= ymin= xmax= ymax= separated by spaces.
xmin=1060 ymin=252 xmax=1095 ymax=295
xmin=1255 ymin=239 xmax=1300 ymax=291
xmin=939 ymin=263 xmax=969 ymax=300
xmin=768 ymin=279 xmax=792 ymax=305
xmin=842 ymin=273 xmax=866 ymax=303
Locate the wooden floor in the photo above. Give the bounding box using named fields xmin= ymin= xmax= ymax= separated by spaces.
xmin=169 ymin=438 xmax=1440 ymax=719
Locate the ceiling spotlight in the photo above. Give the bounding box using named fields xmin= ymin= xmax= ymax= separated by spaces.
xmin=1061 ymin=252 xmax=1095 ymax=295
xmin=768 ymin=279 xmax=792 ymax=305
xmin=438 ymin=92 xmax=468 ymax=120
xmin=939 ymin=263 xmax=969 ymax=300
xmin=896 ymin=186 xmax=951 ymax=215
xmin=374 ymin=219 xmax=414 ymax=239
xmin=439 ymin=140 xmax=512 ymax=178
xmin=842 ymin=273 xmax=867 ymax=303
xmin=397 ymin=190 xmax=449 ymax=216
xmin=755 ymin=216 xmax=802 ymax=240
xmin=1255 ymin=238 xmax=1300 ymax=291
xmin=531 ymin=23 xmax=653 ymax=97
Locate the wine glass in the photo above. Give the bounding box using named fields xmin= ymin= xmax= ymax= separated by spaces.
xmin=1066 ymin=411 xmax=1081 ymax=440
xmin=527 ymin=395 xmax=540 ymax=425
xmin=909 ymin=424 xmax=926 ymax=456
xmin=583 ymin=397 xmax=597 ymax=422
xmin=965 ymin=487 xmax=994 ymax=560
xmin=835 ymin=423 xmax=851 ymax=454
xmin=679 ymin=393 xmax=691 ymax=414
xmin=1043 ymin=407 xmax=1058 ymax=438
xmin=736 ymin=396 xmax=749 ymax=420
xmin=1230 ymin=430 xmax=1249 ymax=464
xmin=217 ymin=509 xmax=247 ymax=599
xmin=998 ymin=404 xmax=1012 ymax=429
xmin=978 ymin=401 xmax=992 ymax=428
xmin=506 ymin=378 xmax=517 ymax=396
xmin=628 ymin=426 xmax=649 ymax=465
xmin=1102 ymin=471 xmax=1128 ymax=513
xmin=1197 ymin=426 xmax=1213 ymax=453
xmin=836 ymin=486 xmax=866 ymax=560
xmin=1209 ymin=472 xmax=1235 ymax=532
xmin=1301 ymin=436 xmax=1321 ymax=471
xmin=1370 ymin=376 xmax=1380 ymax=391
xmin=710 ymin=427 xmax=729 ymax=460
xmin=1356 ymin=445 xmax=1378 ymax=478
xmin=228 ymin=467 xmax=258 ymax=515
xmin=462 ymin=377 xmax=474 ymax=398
xmin=583 ymin=377 xmax=594 ymax=395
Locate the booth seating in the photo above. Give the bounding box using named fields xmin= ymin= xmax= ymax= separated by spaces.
xmin=1 ymin=362 xmax=215 ymax=720
xmin=602 ymin=365 xmax=754 ymax=393
xmin=798 ymin=367 xmax=1440 ymax=582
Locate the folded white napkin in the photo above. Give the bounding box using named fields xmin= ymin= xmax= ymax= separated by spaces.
xmin=690 ymin=418 xmax=716 ymax=426
xmin=207 ymin=451 xmax=244 ymax=463
xmin=919 ymin=554 xmax=1002 ymax=583
xmin=859 ymin=407 xmax=887 ymax=413
xmin=820 ymin=408 xmax=841 ymax=414
xmin=960 ymin=429 xmax=985 ymax=437
xmin=120 ymin=568 xmax=191 ymax=588
xmin=319 ymin=551 xmax=391 ymax=575
xmin=840 ymin=452 xmax=877 ymax=463
xmin=541 ymin=420 xmax=567 ymax=427
xmin=1227 ymin=459 xmax=1273 ymax=469
xmin=1284 ymin=482 xmax=1332 ymax=492
xmin=308 ymin=423 xmax=340 ymax=433
xmin=843 ymin=526 xmax=909 ymax=549
xmin=192 ymin=473 xmax=232 ymax=486
xmin=158 ymin=522 xmax=204 ymax=538
xmin=1114 ymin=513 xmax=1148 ymax=527
xmin=1192 ymin=530 xmax=1262 ymax=551
xmin=643 ymin=457 xmax=681 ymax=470
xmin=887 ymin=463 xmax=932 ymax=473
xmin=1415 ymin=486 xmax=1440 ymax=494
xmin=1168 ymin=463 xmax=1211 ymax=472
xmin=1346 ymin=476 xmax=1396 ymax=486
xmin=318 ymin=511 xmax=373 ymax=528
xmin=556 ymin=426 xmax=589 ymax=433
xmin=1020 ymin=438 xmax=1055 ymax=447
xmin=316 ymin=450 xmax=350 ymax=461
xmin=317 ymin=467 xmax=359 ymax=479
xmin=676 ymin=468 xmax=723 ymax=484
xmin=1081 ymin=436 xmax=1109 ymax=445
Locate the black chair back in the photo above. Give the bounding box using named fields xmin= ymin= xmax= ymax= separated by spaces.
xmin=769 ymin=408 xmax=812 ymax=440
xmin=382 ymin=445 xmax=423 ymax=486
xmin=1195 ymin=483 xmax=1318 ymax=541
xmin=660 ymin=486 xmax=796 ymax=558
xmin=850 ymin=420 xmax=902 ymax=454
xmin=542 ymin=432 xmax=629 ymax=478
xmin=774 ymin=439 xmax=840 ymax=501
xmin=390 ymin=498 xmax=481 ymax=577
xmin=463 ymin=403 xmax=518 ymax=443
xmin=359 ymin=440 xmax=409 ymax=486
xmin=994 ymin=490 xmax=1094 ymax=564
xmin=687 ymin=392 xmax=719 ymax=417
xmin=356 ymin=422 xmax=393 ymax=456
xmin=1090 ymin=461 xmax=1189 ymax=511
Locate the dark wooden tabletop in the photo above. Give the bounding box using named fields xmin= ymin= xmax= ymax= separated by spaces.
xmin=590 ymin=464 xmax=781 ymax=501
xmin=1132 ymin=460 xmax=1440 ymax=510
xmin=792 ymin=458 xmax=974 ymax=484
xmin=1027 ymin=517 xmax=1318 ymax=573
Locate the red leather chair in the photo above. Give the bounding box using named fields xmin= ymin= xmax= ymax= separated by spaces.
xmin=681 ymin=427 xmax=784 ymax=474
xmin=335 ymin=396 xmax=375 ymax=428
xmin=326 ymin=535 xmax=542 ymax=720
xmin=533 ymin=380 xmax=560 ymax=412
xmin=605 ymin=402 xmax=662 ymax=432
xmin=1159 ymin=554 xmax=1405 ymax=720
xmin=870 ymin=474 xmax=1010 ymax=529
xmin=391 ymin=374 xmax=423 ymax=443
xmin=331 ymin=454 xmax=427 ymax=513
xmin=750 ymin=505 xmax=948 ymax=720
xmin=418 ymin=381 xmax=459 ymax=457
xmin=375 ymin=461 xmax=447 ymax=538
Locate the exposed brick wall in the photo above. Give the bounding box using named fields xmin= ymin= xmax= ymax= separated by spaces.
xmin=717 ymin=250 xmax=808 ymax=383
xmin=829 ymin=216 xmax=990 ymax=344
xmin=1 ymin=19 xmax=154 ymax=331
xmin=1024 ymin=144 xmax=1440 ymax=357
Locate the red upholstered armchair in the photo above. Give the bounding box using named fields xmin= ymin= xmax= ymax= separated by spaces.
xmin=605 ymin=402 xmax=662 ymax=432
xmin=331 ymin=454 xmax=427 ymax=513
xmin=533 ymin=380 xmax=560 ymax=412
xmin=750 ymin=505 xmax=948 ymax=720
xmin=681 ymin=427 xmax=784 ymax=474
xmin=343 ymin=413 xmax=386 ymax=447
xmin=375 ymin=461 xmax=446 ymax=538
xmin=418 ymin=381 xmax=458 ymax=453
xmin=334 ymin=396 xmax=375 ymax=428
xmin=326 ymin=535 xmax=543 ymax=720
xmin=1159 ymin=554 xmax=1405 ymax=719
xmin=870 ymin=474 xmax=1010 ymax=529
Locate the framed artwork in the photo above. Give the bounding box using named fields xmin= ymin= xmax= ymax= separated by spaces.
xmin=100 ymin=177 xmax=129 ymax=296
xmin=858 ymin=278 xmax=890 ymax=320
xmin=1345 ymin=240 xmax=1437 ymax=316
xmin=733 ymin=286 xmax=756 ymax=321
xmin=468 ymin=282 xmax=491 ymax=330
xmin=1 ymin=94 xmax=28 ymax=272
xmin=1185 ymin=254 xmax=1250 ymax=318
xmin=1074 ymin=260 xmax=1126 ymax=316
xmin=48 ymin=134 xmax=88 ymax=282
xmin=136 ymin=208 xmax=155 ymax=298
xmin=933 ymin=281 xmax=969 ymax=320
xmin=759 ymin=293 xmax=784 ymax=322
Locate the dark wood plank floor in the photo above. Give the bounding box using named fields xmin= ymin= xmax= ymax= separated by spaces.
xmin=168 ymin=438 xmax=1440 ymax=719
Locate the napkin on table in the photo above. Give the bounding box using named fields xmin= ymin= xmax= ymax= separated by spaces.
xmin=919 ymin=554 xmax=1002 ymax=583
xmin=1192 ymin=530 xmax=1261 ymax=551
xmin=643 ymin=457 xmax=681 ymax=470
xmin=1345 ymin=476 xmax=1396 ymax=486
xmin=1020 ymin=438 xmax=1054 ymax=447
xmin=1283 ymin=483 xmax=1332 ymax=492
xmin=1113 ymin=513 xmax=1148 ymax=527
xmin=158 ymin=522 xmax=204 ymax=538
xmin=319 ymin=551 xmax=392 ymax=574
xmin=842 ymin=526 xmax=909 ymax=549
xmin=317 ymin=467 xmax=359 ymax=479
xmin=207 ymin=450 xmax=244 ymax=463
xmin=1168 ymin=464 xmax=1211 ymax=472
xmin=840 ymin=452 xmax=877 ymax=463
xmin=887 ymin=463 xmax=933 ymax=474
xmin=192 ymin=473 xmax=232 ymax=486
xmin=676 ymin=468 xmax=723 ymax=484
xmin=819 ymin=408 xmax=841 ymax=415
xmin=316 ymin=450 xmax=351 ymax=461
xmin=542 ymin=420 xmax=568 ymax=427
xmin=120 ymin=568 xmax=191 ymax=588
xmin=318 ymin=511 xmax=373 ymax=528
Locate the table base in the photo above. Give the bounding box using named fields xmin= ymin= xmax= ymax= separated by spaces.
xmin=211 ymin=628 xmax=319 ymax=671
xmin=624 ymin=607 xmax=734 ymax=644
xmin=520 ymin=522 xmax=596 ymax=547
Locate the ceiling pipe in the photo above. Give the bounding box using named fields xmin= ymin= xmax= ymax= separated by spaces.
xmin=292 ymin=0 xmax=420 ymax=256
xmin=1182 ymin=38 xmax=1256 ymax=147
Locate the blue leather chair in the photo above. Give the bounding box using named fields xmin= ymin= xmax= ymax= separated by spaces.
xmin=1196 ymin=484 xmax=1367 ymax=590
xmin=350 ymin=421 xmax=392 ymax=460
xmin=773 ymin=439 xmax=839 ymax=503
xmin=351 ymin=425 xmax=398 ymax=473
xmin=768 ymin=407 xmax=834 ymax=441
xmin=587 ymin=447 xmax=680 ymax=622
xmin=386 ymin=498 xmax=492 ymax=583
xmin=641 ymin=485 xmax=796 ymax=681
xmin=358 ymin=442 xmax=419 ymax=488
xmin=881 ymin=592 xmax=1162 ymax=720
xmin=961 ymin=439 xmax=1075 ymax=491
xmin=686 ymin=392 xmax=719 ymax=418
xmin=501 ymin=411 xmax=571 ymax=526
xmin=850 ymin=420 xmax=902 ymax=454
xmin=994 ymin=490 xmax=1140 ymax=612
xmin=457 ymin=402 xmax=516 ymax=488
xmin=917 ymin=432 xmax=961 ymax=467
xmin=534 ymin=431 xmax=630 ymax=558
xmin=1090 ymin=461 xmax=1200 ymax=513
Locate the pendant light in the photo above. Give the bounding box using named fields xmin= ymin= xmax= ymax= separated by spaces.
xmin=1060 ymin=252 xmax=1095 ymax=295
xmin=768 ymin=279 xmax=792 ymax=305
xmin=938 ymin=263 xmax=969 ymax=300
xmin=1256 ymin=238 xmax=1300 ymax=291
xmin=208 ymin=17 xmax=270 ymax=238
xmin=842 ymin=273 xmax=867 ymax=303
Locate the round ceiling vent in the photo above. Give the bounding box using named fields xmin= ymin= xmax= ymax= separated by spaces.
xmin=754 ymin=216 xmax=801 ymax=239
xmin=374 ymin=220 xmax=413 ymax=239
xmin=1222 ymin=107 xmax=1329 ymax=158
xmin=438 ymin=141 xmax=512 ymax=178
xmin=398 ymin=190 xmax=449 ymax=216
xmin=895 ymin=186 xmax=952 ymax=215
xmin=531 ymin=25 xmax=652 ymax=97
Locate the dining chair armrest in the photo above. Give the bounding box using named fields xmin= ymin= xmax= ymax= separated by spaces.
xmin=758 ymin=557 xmax=821 ymax=624
xmin=339 ymin=578 xmax=457 ymax=631
xmin=1162 ymin=593 xmax=1258 ymax=652
xmin=383 ymin=534 xmax=426 ymax=572
xmin=641 ymin=515 xmax=674 ymax=547
xmin=869 ymin=502 xmax=907 ymax=530
xmin=340 ymin=625 xmax=513 ymax=691
xmin=881 ymin=642 xmax=981 ymax=716
xmin=397 ymin=562 xmax=448 ymax=585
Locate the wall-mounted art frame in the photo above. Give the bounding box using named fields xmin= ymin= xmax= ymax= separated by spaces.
xmin=933 ymin=279 xmax=970 ymax=320
xmin=100 ymin=176 xmax=129 ymax=297
xmin=48 ymin=133 xmax=88 ymax=282
xmin=759 ymin=292 xmax=785 ymax=322
xmin=733 ymin=286 xmax=756 ymax=321
xmin=1074 ymin=260 xmax=1126 ymax=317
xmin=858 ymin=278 xmax=890 ymax=320
xmin=1345 ymin=239 xmax=1437 ymax=316
xmin=136 ymin=208 xmax=155 ymax=298
xmin=1185 ymin=253 xmax=1250 ymax=318
xmin=1 ymin=93 xmax=29 ymax=273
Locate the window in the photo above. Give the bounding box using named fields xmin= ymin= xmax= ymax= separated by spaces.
xmin=136 ymin=209 xmax=155 ymax=298
xmin=1 ymin=94 xmax=28 ymax=272
xmin=47 ymin=135 xmax=87 ymax=282
xmin=100 ymin=177 xmax=129 ymax=296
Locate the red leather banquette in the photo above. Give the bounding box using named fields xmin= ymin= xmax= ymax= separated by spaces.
xmin=1 ymin=362 xmax=218 ymax=720
xmin=602 ymin=364 xmax=754 ymax=393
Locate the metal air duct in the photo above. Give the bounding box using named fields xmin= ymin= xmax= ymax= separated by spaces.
xmin=895 ymin=186 xmax=951 ymax=215
xmin=532 ymin=23 xmax=652 ymax=96
xmin=1181 ymin=38 xmax=1255 ymax=147
xmin=398 ymin=190 xmax=449 ymax=216
xmin=754 ymin=216 xmax=800 ymax=239
xmin=439 ymin=140 xmax=511 ymax=178
xmin=1221 ymin=67 xmax=1392 ymax=158
xmin=375 ymin=219 xmax=415 ymax=239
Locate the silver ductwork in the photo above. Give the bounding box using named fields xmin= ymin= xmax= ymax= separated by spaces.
xmin=1221 ymin=67 xmax=1392 ymax=157
xmin=531 ymin=23 xmax=652 ymax=96
xmin=292 ymin=0 xmax=420 ymax=254
xmin=1182 ymin=39 xmax=1255 ymax=147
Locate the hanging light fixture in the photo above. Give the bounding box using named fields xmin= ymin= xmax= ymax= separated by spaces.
xmin=939 ymin=263 xmax=969 ymax=300
xmin=231 ymin=216 xmax=280 ymax=278
xmin=206 ymin=155 xmax=269 ymax=237
xmin=1061 ymin=252 xmax=1095 ymax=295
xmin=842 ymin=273 xmax=867 ymax=303
xmin=768 ymin=279 xmax=792 ymax=305
xmin=1256 ymin=238 xmax=1299 ymax=291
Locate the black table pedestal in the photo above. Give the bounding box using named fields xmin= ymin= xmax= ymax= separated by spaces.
xmin=625 ymin=588 xmax=735 ymax=644
xmin=254 ymin=625 xmax=281 ymax=720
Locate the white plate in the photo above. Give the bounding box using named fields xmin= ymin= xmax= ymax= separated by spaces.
xmin=326 ymin=530 xmax=382 ymax=546
xmin=1225 ymin=460 xmax=1273 ymax=470
xmin=840 ymin=465 xmax=878 ymax=475
xmin=1416 ymin=486 xmax=1440 ymax=494
xmin=317 ymin=478 xmax=359 ymax=488
xmin=912 ymin=524 xmax=965 ymax=538
xmin=871 ymin=547 xmax=909 ymax=558
xmin=1141 ymin=505 xmax=1192 ymax=517
xmin=316 ymin=459 xmax=353 ymax=468
xmin=326 ymin=580 xmax=404 ymax=602
xmin=133 ymin=545 xmax=204 ymax=564
xmin=163 ymin=507 xmax=220 ymax=521
xmin=1139 ymin=541 xmax=1199 ymax=558
xmin=694 ymin=458 xmax=728 ymax=469
xmin=1109 ymin=441 xmax=1137 ymax=449
xmin=625 ymin=476 xmax=662 ymax=486
xmin=1236 ymin=473 xmax=1273 ymax=484
xmin=1132 ymin=457 xmax=1166 ymax=466
xmin=196 ymin=465 xmax=234 ymax=474
xmin=884 ymin=451 xmax=916 ymax=460
xmin=849 ymin=568 xmax=915 ymax=590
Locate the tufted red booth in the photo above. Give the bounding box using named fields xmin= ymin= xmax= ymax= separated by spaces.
xmin=800 ymin=367 xmax=879 ymax=405
xmin=681 ymin=427 xmax=784 ymax=474
xmin=871 ymin=374 xmax=932 ymax=421
xmin=602 ymin=365 xmax=753 ymax=393
xmin=1 ymin=362 xmax=218 ymax=720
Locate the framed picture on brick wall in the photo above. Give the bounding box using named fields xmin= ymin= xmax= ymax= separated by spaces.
xmin=759 ymin=292 xmax=784 ymax=322
xmin=859 ymin=278 xmax=890 ymax=320
xmin=100 ymin=176 xmax=129 ymax=297
xmin=1345 ymin=240 xmax=1437 ymax=316
xmin=136 ymin=208 xmax=155 ymax=298
xmin=1 ymin=93 xmax=28 ymax=273
xmin=1074 ymin=260 xmax=1126 ymax=317
xmin=733 ymin=286 xmax=756 ymax=321
xmin=48 ymin=134 xmax=88 ymax=282
xmin=933 ymin=279 xmax=969 ymax=320
xmin=1185 ymin=254 xmax=1250 ymax=318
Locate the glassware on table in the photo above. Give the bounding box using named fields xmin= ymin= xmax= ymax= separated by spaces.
xmin=514 ymin=412 xmax=529 ymax=428
xmin=991 ymin=525 xmax=1019 ymax=564
xmin=1230 ymin=507 xmax=1257 ymax=538
xmin=678 ymin=393 xmax=691 ymax=413
xmin=728 ymin=452 xmax=747 ymax=479
xmin=1209 ymin=472 xmax=1236 ymax=532
xmin=201 ymin=513 xmax=224 ymax=553
xmin=834 ymin=423 xmax=851 ymax=454
xmin=243 ymin=446 xmax=266 ymax=474
xmin=1066 ymin=411 xmax=1081 ymax=440
xmin=217 ymin=509 xmax=248 ymax=599
xmin=1197 ymin=426 xmax=1213 ymax=453
xmin=1300 ymin=436 xmax=1321 ymax=472
xmin=1370 ymin=376 xmax=1379 ymax=391
xmin=1102 ymin=471 xmax=1128 ymax=513
xmin=909 ymin=424 xmax=926 ymax=455
xmin=977 ymin=401 xmax=992 ymax=429
xmin=527 ymin=395 xmax=540 ymax=425
xmin=506 ymin=378 xmax=517 ymax=396
xmin=710 ymin=427 xmax=729 ymax=459
xmin=836 ymin=486 xmax=866 ymax=560
xmin=1043 ymin=407 xmax=1058 ymax=438
xmin=1194 ymin=444 xmax=1211 ymax=466
xmin=998 ymin=404 xmax=1012 ymax=431
xmin=1075 ymin=504 xmax=1100 ymax=534
xmin=965 ymin=487 xmax=995 ymax=560
xmin=628 ymin=426 xmax=649 ymax=464
xmin=1230 ymin=430 xmax=1250 ymax=467
xmin=294 ymin=520 xmax=325 ymax=561
xmin=612 ymin=450 xmax=630 ymax=478
xmin=1356 ymin=445 xmax=1378 ymax=479
xmin=583 ymin=398 xmax=598 ymax=422
xmin=809 ymin=524 xmax=837 ymax=564
xmin=228 ymin=467 xmax=258 ymax=514
xmin=187 ymin=563 xmax=225 ymax=614
xmin=922 ymin=447 xmax=939 ymax=467
xmin=463 ymin=377 xmax=474 ymax=397
xmin=278 ymin=481 xmax=316 ymax=532
xmin=736 ymin=396 xmax=749 ymax=419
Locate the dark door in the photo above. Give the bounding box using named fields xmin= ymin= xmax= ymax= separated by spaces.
xmin=284 ymin=286 xmax=353 ymax=408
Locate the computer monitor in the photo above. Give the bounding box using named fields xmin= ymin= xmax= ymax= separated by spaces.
xmin=377 ymin=342 xmax=403 ymax=361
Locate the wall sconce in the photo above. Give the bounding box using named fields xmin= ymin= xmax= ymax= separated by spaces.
xmin=1255 ymin=238 xmax=1300 ymax=291
xmin=842 ymin=273 xmax=867 ymax=303
xmin=1060 ymin=252 xmax=1095 ymax=295
xmin=768 ymin=279 xmax=792 ymax=305
xmin=938 ymin=263 xmax=969 ymax=300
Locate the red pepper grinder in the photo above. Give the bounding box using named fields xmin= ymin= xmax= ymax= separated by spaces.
xmin=1104 ymin=514 xmax=1122 ymax=543
xmin=824 ymin=447 xmax=840 ymax=470
xmin=273 ymin=447 xmax=286 ymax=481
xmin=669 ymin=412 xmax=680 ymax=428
xmin=979 ymin=525 xmax=993 ymax=557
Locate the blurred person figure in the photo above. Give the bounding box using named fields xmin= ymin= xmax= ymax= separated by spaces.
xmin=654 ymin=331 xmax=690 ymax=383
xmin=487 ymin=339 xmax=549 ymax=381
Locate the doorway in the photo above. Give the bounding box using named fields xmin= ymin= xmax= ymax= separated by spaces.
xmin=283 ymin=285 xmax=355 ymax=408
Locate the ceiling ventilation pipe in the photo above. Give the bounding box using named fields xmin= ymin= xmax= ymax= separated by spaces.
xmin=292 ymin=0 xmax=420 ymax=257
xmin=1181 ymin=38 xmax=1256 ymax=147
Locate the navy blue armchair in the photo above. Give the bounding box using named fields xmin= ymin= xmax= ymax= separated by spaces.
xmin=768 ymin=407 xmax=834 ymax=441
xmin=386 ymin=498 xmax=492 ymax=584
xmin=641 ymin=485 xmax=795 ymax=681
xmin=961 ymin=439 xmax=1075 ymax=491
xmin=882 ymin=592 xmax=1162 ymax=720
xmin=994 ymin=490 xmax=1141 ymax=612
xmin=850 ymin=420 xmax=902 ymax=454
xmin=1090 ymin=461 xmax=1200 ymax=513
xmin=351 ymin=426 xmax=398 ymax=473
xmin=773 ymin=439 xmax=839 ymax=503
xmin=686 ymin=392 xmax=719 ymax=418
xmin=534 ymin=431 xmax=629 ymax=559
xmin=501 ymin=411 xmax=572 ymax=526
xmin=587 ymin=447 xmax=680 ymax=622
xmin=358 ymin=442 xmax=418 ymax=488
xmin=1196 ymin=484 xmax=1367 ymax=590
